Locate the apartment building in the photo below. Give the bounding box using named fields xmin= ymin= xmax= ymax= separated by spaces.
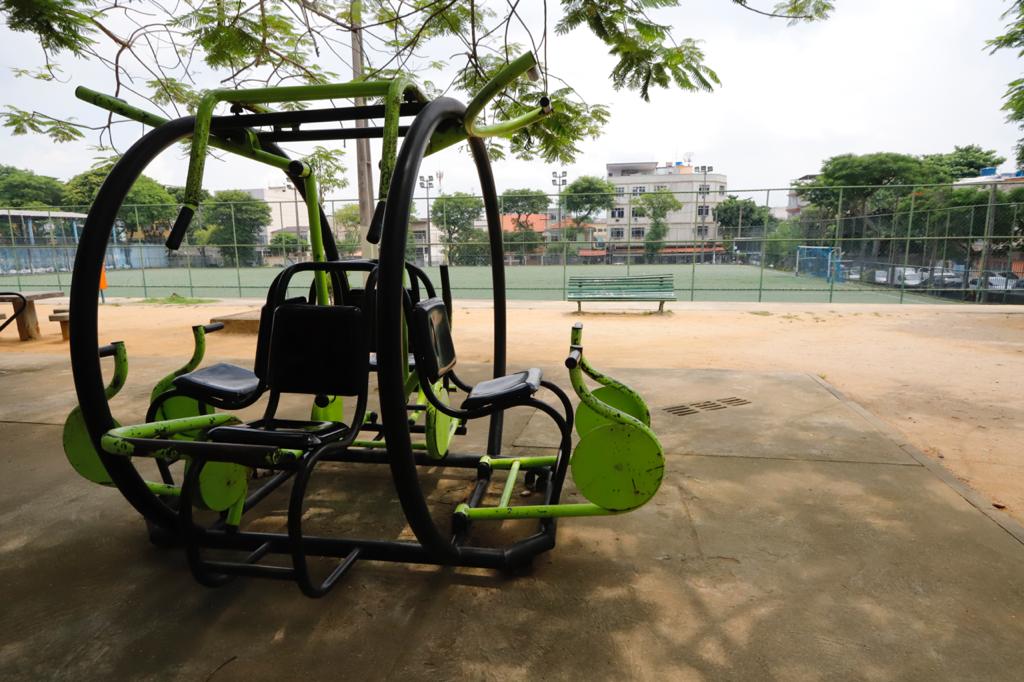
xmin=606 ymin=162 xmax=728 ymax=247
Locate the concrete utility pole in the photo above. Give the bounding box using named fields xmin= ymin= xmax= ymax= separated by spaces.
xmin=351 ymin=1 xmax=375 ymax=251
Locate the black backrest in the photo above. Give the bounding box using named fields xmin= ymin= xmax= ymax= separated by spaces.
xmin=410 ymin=297 xmax=456 ymax=383
xmin=259 ymin=303 xmax=368 ymax=397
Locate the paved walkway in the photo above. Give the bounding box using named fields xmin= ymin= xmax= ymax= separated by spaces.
xmin=1 ymin=354 xmax=1023 ymax=680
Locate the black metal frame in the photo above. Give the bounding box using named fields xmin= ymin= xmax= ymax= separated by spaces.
xmin=0 ymin=292 xmax=27 ymax=334
xmin=67 ymin=97 xmax=569 ymax=597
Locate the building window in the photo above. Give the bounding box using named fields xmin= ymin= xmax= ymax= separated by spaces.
xmin=610 ymin=207 xmax=625 ymax=219
xmin=697 ymin=204 xmax=710 ymax=217
xmin=615 ymin=185 xmax=625 ymax=196
xmin=631 ymin=226 xmax=645 ymax=239
xmin=610 ymin=227 xmax=624 ymax=239
xmin=719 ymin=184 xmax=726 ymax=195
xmin=631 ymin=185 xmax=647 ymax=196
xmin=698 ymin=183 xmax=710 ymax=194
xmin=696 ymin=225 xmax=709 ymax=238
xmin=654 ymin=184 xmax=668 ymax=192
xmin=631 ymin=207 xmax=643 ymax=218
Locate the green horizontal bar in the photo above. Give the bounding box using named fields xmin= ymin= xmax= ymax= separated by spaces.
xmin=76 ymin=87 xmax=293 ymax=172
xmin=352 ymin=439 xmax=428 ymax=451
xmin=101 ymin=414 xmax=241 ymax=456
xmin=483 ymin=455 xmax=557 ymax=470
xmin=497 ymin=460 xmax=521 ymax=508
xmin=456 ymin=502 xmax=623 ymax=520
xmin=145 ymin=481 xmax=181 ymax=497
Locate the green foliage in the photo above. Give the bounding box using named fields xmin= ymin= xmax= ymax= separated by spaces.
xmin=922 ymin=145 xmax=1007 ymax=180
xmin=64 ymin=165 xmax=176 ymax=243
xmin=714 ymin=195 xmax=777 ymax=232
xmin=434 ymin=192 xmax=484 ymax=263
xmin=269 ymin=230 xmax=308 ymax=258
xmin=500 ymin=188 xmax=549 ymax=230
xmin=763 ymin=219 xmax=805 ymax=268
xmin=202 ymin=189 xmax=271 ymax=266
xmin=332 ymin=203 xmax=362 ymax=255
xmin=0 ymin=166 xmax=64 ymax=207
xmin=305 ymin=146 xmax=349 ymax=199
xmin=561 ymin=176 xmax=615 ymax=233
xmin=0 ymin=0 xmax=831 ymax=164
xmin=1 ymin=107 xmax=84 ymax=143
xmin=1 ymin=0 xmax=95 ymax=55
xmin=637 ymin=188 xmax=681 ymax=261
xmin=449 ymin=227 xmax=491 ymax=265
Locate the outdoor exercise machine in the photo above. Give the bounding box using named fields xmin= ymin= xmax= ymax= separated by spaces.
xmin=65 ymin=53 xmax=665 ymax=596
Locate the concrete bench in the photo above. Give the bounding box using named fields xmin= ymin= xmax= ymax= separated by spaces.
xmin=49 ymin=312 xmax=70 ymax=341
xmin=566 ymin=275 xmax=676 ymax=312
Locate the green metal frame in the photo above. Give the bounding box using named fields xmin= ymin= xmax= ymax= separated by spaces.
xmin=455 ymin=325 xmax=664 ymax=522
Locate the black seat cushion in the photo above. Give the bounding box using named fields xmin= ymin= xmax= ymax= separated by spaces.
xmin=173 ymin=362 xmax=260 ymax=406
xmin=462 ymin=368 xmax=542 ymax=409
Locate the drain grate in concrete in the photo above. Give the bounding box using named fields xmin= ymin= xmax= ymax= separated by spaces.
xmin=663 ymin=396 xmax=751 ymax=417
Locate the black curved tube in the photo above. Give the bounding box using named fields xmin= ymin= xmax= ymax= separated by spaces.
xmin=468 ymin=136 xmax=508 ymax=455
xmin=68 ymin=118 xmax=337 ymax=532
xmin=70 ymin=116 xmax=198 ymax=530
xmin=377 ymin=98 xmax=470 ymax=562
xmin=0 ymin=292 xmax=26 ymax=334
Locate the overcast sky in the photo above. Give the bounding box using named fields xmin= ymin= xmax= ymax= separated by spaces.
xmin=0 ymin=0 xmax=1020 ymax=205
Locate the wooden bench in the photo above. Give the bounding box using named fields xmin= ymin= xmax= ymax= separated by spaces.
xmin=50 ymin=310 xmax=70 ymax=341
xmin=566 ymin=274 xmax=676 ymax=312
xmin=0 ymin=291 xmax=63 ymax=340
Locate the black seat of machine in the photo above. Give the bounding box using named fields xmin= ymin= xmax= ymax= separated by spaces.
xmin=411 ymin=297 xmax=543 ymax=408
xmin=173 ymin=362 xmax=262 ymax=407
xmin=463 ymin=369 xmax=542 ymax=409
xmin=208 ymin=300 xmax=369 ymax=449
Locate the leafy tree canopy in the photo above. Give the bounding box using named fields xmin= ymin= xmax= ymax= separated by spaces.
xmin=714 ymin=195 xmax=776 ymax=227
xmin=0 ymin=0 xmax=832 ymax=163
xmin=203 ymin=189 xmax=271 ymax=265
xmin=500 ymin=188 xmax=549 ymax=231
xmin=921 ymin=145 xmax=1007 ymax=180
xmin=64 ymin=164 xmax=175 ymax=241
xmin=561 ymin=176 xmax=615 ymax=231
xmin=0 ymin=165 xmax=64 ymax=207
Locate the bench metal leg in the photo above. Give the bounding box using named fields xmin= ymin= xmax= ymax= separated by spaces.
xmin=15 ymin=301 xmax=39 ymax=341
xmin=658 ymin=301 xmax=665 ymax=313
xmin=577 ymin=301 xmax=582 ymax=313
xmin=59 ymin=320 xmax=70 ymax=341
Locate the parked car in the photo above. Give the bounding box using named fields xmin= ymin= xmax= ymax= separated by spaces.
xmin=918 ymin=266 xmax=961 ymax=288
xmin=892 ymin=267 xmax=923 ymax=287
xmin=873 ymin=269 xmax=889 ymax=284
xmin=968 ymin=272 xmax=1015 ymax=290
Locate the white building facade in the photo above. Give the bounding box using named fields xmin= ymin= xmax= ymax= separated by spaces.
xmin=605 ymin=162 xmax=728 ymax=245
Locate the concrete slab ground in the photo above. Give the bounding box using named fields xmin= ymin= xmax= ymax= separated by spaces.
xmin=2 ymin=352 xmax=1024 ymax=680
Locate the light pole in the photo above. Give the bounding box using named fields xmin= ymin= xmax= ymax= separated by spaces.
xmin=551 ymin=169 xmax=567 ymax=237
xmin=419 ymin=174 xmax=434 ymax=266
xmin=697 ymin=165 xmax=713 ymax=264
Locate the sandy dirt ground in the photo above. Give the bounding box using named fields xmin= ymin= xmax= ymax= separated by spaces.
xmin=3 ymin=298 xmax=1021 ymax=522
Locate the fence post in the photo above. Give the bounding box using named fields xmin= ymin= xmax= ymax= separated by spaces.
xmin=757 ymin=189 xmax=771 ymax=302
xmin=562 ymin=240 xmax=568 ymax=300
xmin=977 ymin=182 xmax=997 ymax=304
xmin=899 ymin=190 xmax=915 ymax=304
xmin=231 ymin=203 xmax=243 ymax=298
xmin=828 ymin=188 xmax=843 ymax=303
xmin=626 ymin=192 xmax=632 ymax=276
xmin=134 ymin=206 xmax=149 ymax=298
xmin=8 ymin=208 xmax=23 ymax=290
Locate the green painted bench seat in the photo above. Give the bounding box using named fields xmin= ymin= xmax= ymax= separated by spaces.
xmin=567 ymin=275 xmax=675 ymax=312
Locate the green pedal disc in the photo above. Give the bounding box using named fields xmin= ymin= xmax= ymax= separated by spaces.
xmin=424 ymin=382 xmax=455 ymax=460
xmin=198 ymin=462 xmax=249 ymax=512
xmin=575 ymin=386 xmax=649 ymax=438
xmin=62 ymin=407 xmax=115 ymax=485
xmin=570 ymin=423 xmax=664 ymax=512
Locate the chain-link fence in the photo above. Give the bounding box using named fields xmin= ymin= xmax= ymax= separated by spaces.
xmin=1 ymin=181 xmax=1022 ymax=304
